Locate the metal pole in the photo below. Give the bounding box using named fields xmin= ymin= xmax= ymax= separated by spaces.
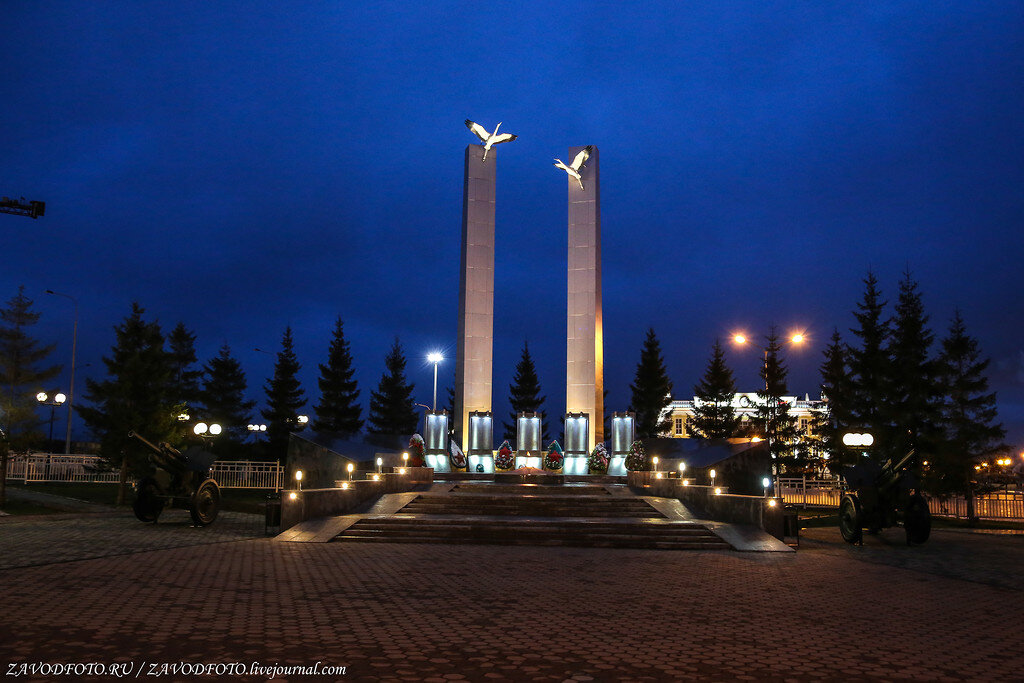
xmin=432 ymin=361 xmax=438 ymax=411
xmin=46 ymin=290 xmax=78 ymax=455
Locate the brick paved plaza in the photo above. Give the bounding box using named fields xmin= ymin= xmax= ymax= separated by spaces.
xmin=2 ymin=508 xmax=1024 ymax=681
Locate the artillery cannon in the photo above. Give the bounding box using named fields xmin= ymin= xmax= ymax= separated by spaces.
xmin=839 ymin=446 xmax=931 ymax=545
xmin=128 ymin=430 xmax=220 ymax=526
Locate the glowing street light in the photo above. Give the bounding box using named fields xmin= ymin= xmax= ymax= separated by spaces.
xmin=347 ymin=462 xmax=355 ymax=481
xmin=709 ymin=468 xmax=716 ymax=489
xmin=427 ymin=352 xmax=444 ymax=411
xmin=295 ymin=469 xmax=303 ymax=491
xmin=652 ymin=456 xmax=659 ymax=471
xmin=36 ymin=391 xmax=67 ymax=451
xmin=45 ymin=289 xmax=78 ymax=455
xmin=762 ymin=476 xmax=771 ymax=497
xmin=376 ymin=456 xmax=383 ymax=474
xmin=678 ymin=462 xmax=686 ymax=479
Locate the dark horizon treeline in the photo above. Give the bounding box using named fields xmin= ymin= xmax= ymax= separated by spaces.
xmin=687 ymin=270 xmax=1005 ymax=499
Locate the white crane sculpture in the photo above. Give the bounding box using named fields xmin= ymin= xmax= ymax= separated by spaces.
xmin=464 ymin=119 xmax=518 ymax=161
xmin=553 ymin=146 xmax=594 ymax=191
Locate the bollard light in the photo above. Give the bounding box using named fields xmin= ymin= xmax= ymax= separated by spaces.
xmin=347 ymin=462 xmax=354 ymax=481
xmin=341 ymin=482 xmax=349 ymax=490
xmin=398 ymin=467 xmax=406 ymax=475
xmin=768 ymin=499 xmax=777 ymax=508
xmin=714 ymin=487 xmax=722 ymax=495
xmin=288 ymin=492 xmax=297 ymax=500
xmin=656 ymin=472 xmax=663 ymax=479
xmin=372 ymin=474 xmax=380 ymax=481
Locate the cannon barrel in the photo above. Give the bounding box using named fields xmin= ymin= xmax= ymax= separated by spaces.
xmin=128 ymin=430 xmax=187 ymax=474
xmin=876 ymin=448 xmax=916 ymax=492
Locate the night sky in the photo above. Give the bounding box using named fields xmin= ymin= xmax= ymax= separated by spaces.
xmin=4 ymin=2 xmax=1023 ymax=445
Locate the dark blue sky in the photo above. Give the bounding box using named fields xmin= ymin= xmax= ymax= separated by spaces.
xmin=4 ymin=2 xmax=1023 ymax=445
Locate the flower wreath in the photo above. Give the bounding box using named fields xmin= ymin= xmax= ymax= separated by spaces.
xmin=495 ymin=440 xmax=515 ymax=470
xmin=543 ymin=441 xmax=564 ymax=471
xmin=588 ymin=443 xmax=610 ymax=473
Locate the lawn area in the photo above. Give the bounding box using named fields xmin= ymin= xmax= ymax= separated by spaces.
xmin=4 ymin=481 xmax=274 ymax=514
xmin=794 ymin=506 xmax=1024 ymax=531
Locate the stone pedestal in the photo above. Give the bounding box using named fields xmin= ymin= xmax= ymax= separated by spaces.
xmin=455 ymin=144 xmax=496 ymax=452
xmin=566 ymin=145 xmax=603 ymax=452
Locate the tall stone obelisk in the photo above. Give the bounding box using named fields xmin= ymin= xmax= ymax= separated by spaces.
xmin=454 ymin=144 xmax=496 ymax=451
xmin=565 ymin=145 xmax=604 ymax=449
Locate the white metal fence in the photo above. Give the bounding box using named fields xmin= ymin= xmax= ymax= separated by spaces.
xmin=778 ymin=476 xmax=1024 ymax=520
xmin=6 ymin=454 xmax=283 ymax=490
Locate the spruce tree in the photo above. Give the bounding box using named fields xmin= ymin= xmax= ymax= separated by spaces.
xmin=815 ymin=329 xmax=853 ymax=467
xmin=312 ymin=317 xmax=363 ymax=436
xmin=0 ymin=286 xmax=61 ymax=507
xmin=0 ymin=286 xmax=61 ymax=444
xmin=933 ymin=311 xmax=1005 ymax=520
xmin=886 ymin=271 xmax=940 ymax=461
xmin=368 ymin=338 xmax=418 ymax=435
xmin=167 ymin=322 xmax=202 ymax=409
xmin=689 ymin=339 xmax=740 ymax=440
xmin=261 ymin=327 xmax=306 ymax=459
xmin=847 ymin=272 xmax=891 ymax=462
xmin=78 ymin=303 xmax=179 ymax=504
xmin=502 ymin=342 xmax=548 ymax=442
xmin=753 ymin=330 xmax=800 ymax=470
xmin=628 ymin=328 xmax=673 ymax=439
xmin=200 ymin=344 xmax=255 ymax=460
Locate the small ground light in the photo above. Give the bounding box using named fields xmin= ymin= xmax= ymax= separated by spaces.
xmin=288 ymin=492 xmax=297 ymax=500
xmin=714 ymin=487 xmax=722 ymax=495
xmin=768 ymin=499 xmax=777 ymax=508
xmin=683 ymin=480 xmax=690 ymax=486
xmin=347 ymin=462 xmax=354 ymax=481
xmin=656 ymin=472 xmax=663 ymax=479
xmin=398 ymin=467 xmax=406 ymax=474
xmin=372 ymin=474 xmax=380 ymax=481
xmin=340 ymin=482 xmax=349 ymax=490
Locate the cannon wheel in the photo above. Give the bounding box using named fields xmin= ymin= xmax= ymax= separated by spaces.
xmin=133 ymin=477 xmax=164 ymax=523
xmin=904 ymin=493 xmax=931 ymax=545
xmin=839 ymin=494 xmax=863 ymax=544
xmin=189 ymin=479 xmax=221 ymax=527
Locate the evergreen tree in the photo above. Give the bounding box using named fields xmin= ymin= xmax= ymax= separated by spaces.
xmin=0 ymin=286 xmax=61 ymax=443
xmin=628 ymin=328 xmax=673 ymax=439
xmin=886 ymin=271 xmax=940 ymax=460
xmin=847 ymin=272 xmax=891 ymax=462
xmin=312 ymin=317 xmax=363 ymax=436
xmin=78 ymin=303 xmax=180 ymax=504
xmin=0 ymin=286 xmax=61 ymax=507
xmin=815 ymin=329 xmax=853 ymax=467
xmin=933 ymin=311 xmax=1005 ymax=520
xmin=200 ymin=344 xmax=255 ymax=460
xmin=167 ymin=322 xmax=202 ymax=409
xmin=368 ymin=338 xmax=418 ymax=435
xmin=261 ymin=327 xmax=306 ymax=459
xmin=689 ymin=339 xmax=740 ymax=440
xmin=502 ymin=342 xmax=548 ymax=442
xmin=753 ymin=330 xmax=801 ymax=470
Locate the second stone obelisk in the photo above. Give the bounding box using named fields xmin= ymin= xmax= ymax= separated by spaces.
xmin=565 ymin=145 xmax=604 ymax=450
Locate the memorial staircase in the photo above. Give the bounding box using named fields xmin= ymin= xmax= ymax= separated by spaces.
xmin=333 ymin=483 xmax=729 ymax=550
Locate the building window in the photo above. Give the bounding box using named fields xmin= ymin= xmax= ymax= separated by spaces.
xmin=800 ymin=418 xmax=810 ymax=433
xmin=674 ymin=417 xmax=683 ymax=436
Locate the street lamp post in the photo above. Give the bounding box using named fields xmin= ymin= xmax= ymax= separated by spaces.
xmin=36 ymin=391 xmax=66 ymax=480
xmin=733 ymin=329 xmax=807 ymax=497
xmin=427 ymin=353 xmax=443 ymax=411
xmin=45 ymin=290 xmax=78 ymax=454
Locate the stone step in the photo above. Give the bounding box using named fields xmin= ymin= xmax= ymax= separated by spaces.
xmin=398 ymin=506 xmax=660 ymax=518
xmin=349 ymin=518 xmax=714 ymax=535
xmin=449 ymin=484 xmax=612 ymax=496
xmin=335 ymin=519 xmax=727 ymax=550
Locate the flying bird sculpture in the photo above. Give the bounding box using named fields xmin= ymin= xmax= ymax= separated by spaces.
xmin=554 ymin=146 xmax=594 ymax=191
xmin=464 ymin=119 xmax=518 ymax=161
